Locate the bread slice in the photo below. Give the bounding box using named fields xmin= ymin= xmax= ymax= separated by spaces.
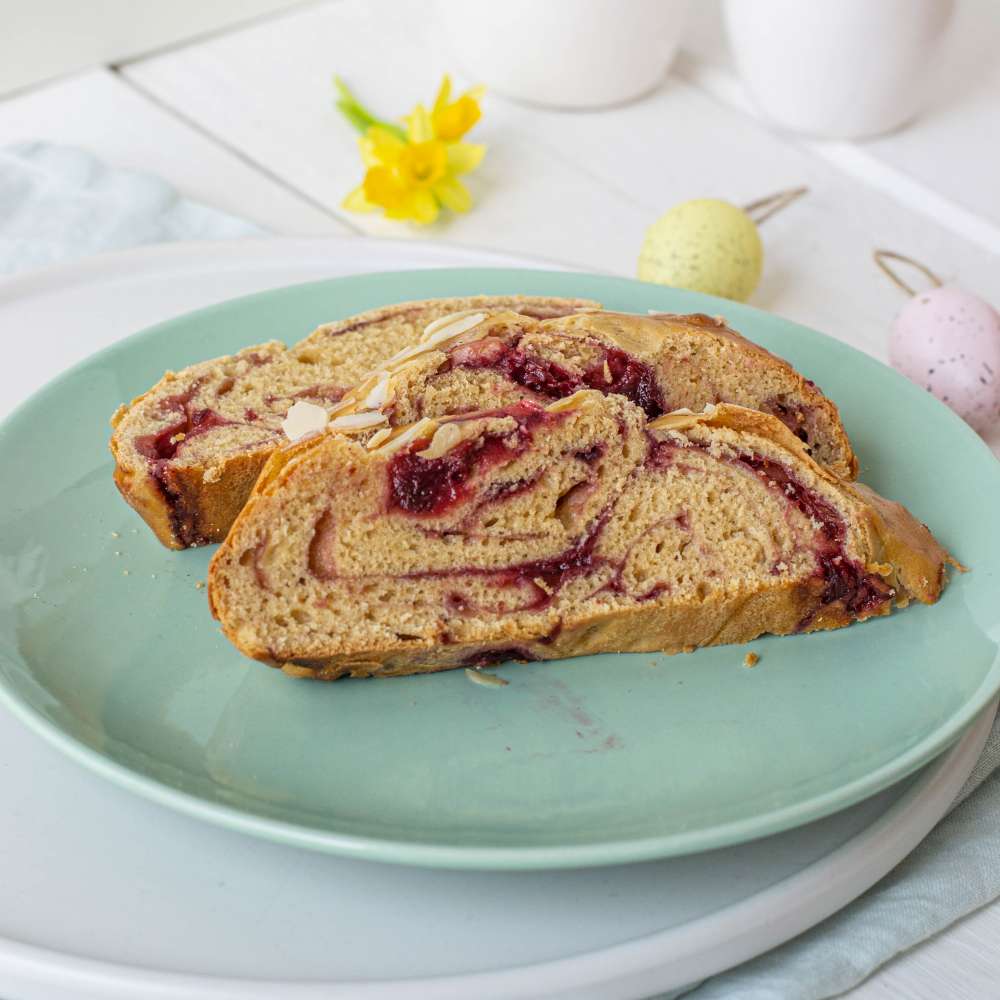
xmin=208 ymin=391 xmax=949 ymax=680
xmin=110 ymin=295 xmax=598 ymax=549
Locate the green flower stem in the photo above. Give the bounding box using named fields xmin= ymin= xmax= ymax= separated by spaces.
xmin=333 ymin=76 xmax=407 ymax=140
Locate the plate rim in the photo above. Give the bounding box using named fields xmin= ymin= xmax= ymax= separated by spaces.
xmin=2 ymin=263 xmax=999 ymax=870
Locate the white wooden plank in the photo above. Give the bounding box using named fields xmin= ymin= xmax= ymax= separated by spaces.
xmin=0 ymin=0 xmax=303 ymax=97
xmin=123 ymin=1 xmax=998 ymax=365
xmin=0 ymin=68 xmax=348 ymax=236
xmin=122 ymin=0 xmax=649 ymax=275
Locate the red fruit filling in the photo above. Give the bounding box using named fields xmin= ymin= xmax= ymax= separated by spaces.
xmin=725 ymin=452 xmax=892 ymax=618
xmin=450 ymin=337 xmax=667 ymax=417
xmin=461 ymin=647 xmax=539 ymax=667
xmin=574 ymin=444 xmax=605 ymax=464
xmin=130 ymin=381 xmax=236 ymax=545
xmin=580 ymin=347 xmax=665 ymax=418
xmin=135 ymin=408 xmax=231 ymax=463
xmin=387 ymin=401 xmax=550 ymax=516
xmin=762 ymin=398 xmax=812 ymax=445
xmin=496 ymin=512 xmax=610 ymax=609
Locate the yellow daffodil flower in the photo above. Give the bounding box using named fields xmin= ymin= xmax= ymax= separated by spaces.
xmin=336 ymin=75 xmax=486 ymax=225
xmin=429 ymin=75 xmax=484 ymax=142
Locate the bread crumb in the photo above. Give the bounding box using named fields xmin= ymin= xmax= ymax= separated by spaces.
xmin=111 ymin=531 xmax=120 ymax=538
xmin=195 ymin=580 xmax=205 ymax=590
xmin=114 ymin=551 xmax=121 ymax=557
xmin=743 ymin=652 xmax=760 ymax=668
xmin=122 ymin=569 xmax=130 ymax=576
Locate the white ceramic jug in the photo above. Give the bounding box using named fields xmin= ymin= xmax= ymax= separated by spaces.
xmin=724 ymin=0 xmax=955 ymax=139
xmin=437 ymin=0 xmax=693 ymax=109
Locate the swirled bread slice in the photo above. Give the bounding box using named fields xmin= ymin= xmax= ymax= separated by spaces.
xmin=208 ymin=392 xmax=949 ymax=681
xmin=110 ymin=295 xmax=597 ymax=549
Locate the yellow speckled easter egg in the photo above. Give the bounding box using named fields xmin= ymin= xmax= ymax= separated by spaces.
xmin=637 ymin=199 xmax=763 ymax=302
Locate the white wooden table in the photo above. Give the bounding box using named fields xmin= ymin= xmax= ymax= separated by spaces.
xmin=1 ymin=1 xmax=998 ymax=996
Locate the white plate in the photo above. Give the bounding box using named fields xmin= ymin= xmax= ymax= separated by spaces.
xmin=0 ymin=238 xmax=990 ymax=1000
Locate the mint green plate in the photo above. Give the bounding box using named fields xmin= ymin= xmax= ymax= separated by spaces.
xmin=1 ymin=268 xmax=998 ymax=871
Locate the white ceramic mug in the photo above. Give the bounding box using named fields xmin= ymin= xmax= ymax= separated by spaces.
xmin=436 ymin=0 xmax=693 ymax=109
xmin=724 ymin=0 xmax=955 ymax=139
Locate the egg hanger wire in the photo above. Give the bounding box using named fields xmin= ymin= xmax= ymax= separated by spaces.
xmin=873 ymin=250 xmax=944 ymax=298
xmin=742 ymin=186 xmax=809 ymax=225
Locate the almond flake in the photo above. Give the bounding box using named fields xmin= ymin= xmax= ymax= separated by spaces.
xmin=281 ymin=401 xmax=328 ymax=442
xmin=420 ymin=312 xmax=488 ymax=349
xmin=362 ymin=371 xmax=393 ymax=410
xmin=374 ymin=418 xmax=438 ymax=456
xmin=423 ymin=310 xmax=483 ymax=338
xmin=328 ymin=410 xmax=388 ymax=433
xmin=366 ymin=427 xmax=393 ymax=449
xmin=465 ymin=668 xmax=509 ymax=688
xmin=546 ymin=390 xmax=593 ymax=413
xmin=416 ymin=422 xmax=464 ymax=459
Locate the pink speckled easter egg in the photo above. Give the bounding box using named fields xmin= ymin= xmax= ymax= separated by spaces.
xmin=888 ymin=285 xmax=1000 ymax=433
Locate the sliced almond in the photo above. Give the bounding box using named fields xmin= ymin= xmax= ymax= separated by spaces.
xmin=648 ymin=407 xmax=709 ymax=432
xmin=281 ymin=400 xmax=329 ymax=442
xmin=366 ymin=427 xmax=393 ymax=449
xmin=328 ymin=410 xmax=389 ymax=433
xmin=326 ymin=396 xmax=356 ymax=417
xmin=546 ymin=389 xmax=594 ymax=413
xmin=465 ymin=668 xmax=509 ymax=688
xmin=415 ymin=422 xmax=463 ymax=459
xmin=381 ymin=341 xmax=433 ymax=372
xmin=363 ymin=371 xmax=394 ymax=410
xmin=423 ymin=309 xmax=483 ymax=338
xmin=420 ymin=312 xmax=488 ymax=349
xmin=374 ymin=417 xmax=438 ymax=456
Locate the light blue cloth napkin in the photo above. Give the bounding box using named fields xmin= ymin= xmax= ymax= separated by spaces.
xmin=0 ymin=141 xmax=261 ymax=275
xmin=679 ymin=714 xmax=1000 ymax=999
xmin=2 ymin=142 xmax=998 ymax=1000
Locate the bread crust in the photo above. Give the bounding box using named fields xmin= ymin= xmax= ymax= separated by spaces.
xmin=208 ymin=402 xmax=950 ymax=681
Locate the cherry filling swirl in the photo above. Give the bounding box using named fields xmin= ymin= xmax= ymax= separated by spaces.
xmin=449 ymin=336 xmax=667 ymax=417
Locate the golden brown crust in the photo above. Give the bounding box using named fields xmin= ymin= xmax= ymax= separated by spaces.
xmin=209 ymin=398 xmax=950 ymax=681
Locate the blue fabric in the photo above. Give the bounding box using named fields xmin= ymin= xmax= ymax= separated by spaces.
xmin=679 ymin=711 xmax=1000 ymax=998
xmin=0 ymin=142 xmax=261 ymax=275
xmin=3 ymin=142 xmax=997 ymax=1000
